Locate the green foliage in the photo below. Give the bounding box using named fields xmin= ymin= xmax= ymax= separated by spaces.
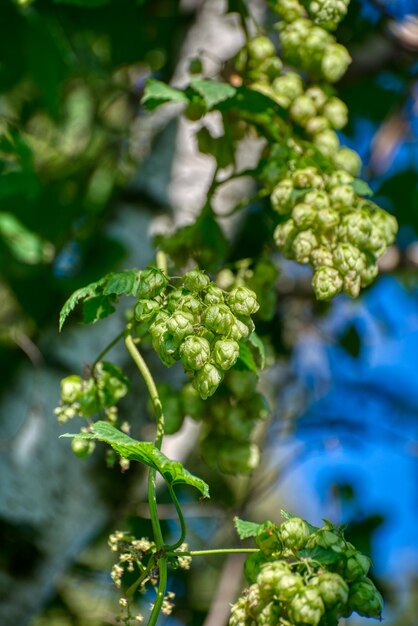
xmin=62 ymin=421 xmax=209 ymax=498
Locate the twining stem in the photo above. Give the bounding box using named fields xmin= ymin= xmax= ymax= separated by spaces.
xmin=124 ymin=333 xmax=167 ymax=625
xmin=165 ymin=483 xmax=187 ymax=551
xmin=91 ymin=329 xmax=125 ymax=371
xmin=166 ymin=548 xmax=260 ymax=557
xmin=124 ymin=333 xmax=164 ymax=446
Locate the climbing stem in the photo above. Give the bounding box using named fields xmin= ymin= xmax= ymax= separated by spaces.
xmin=165 ymin=483 xmax=187 ymax=551
xmin=91 ymin=329 xmax=125 ymax=371
xmin=124 ymin=333 xmax=164 ymax=447
xmin=166 ymin=548 xmax=260 ymax=558
xmin=148 ymin=557 xmax=167 ymax=626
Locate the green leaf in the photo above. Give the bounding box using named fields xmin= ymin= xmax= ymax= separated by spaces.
xmin=62 ymin=421 xmax=209 ymax=498
xmin=59 ymin=269 xmax=141 ymax=330
xmin=82 ymin=294 xmax=116 ymax=325
xmin=190 ymin=79 xmax=236 ymax=110
xmin=244 ymin=551 xmax=264 ymax=584
xmin=234 ymin=516 xmax=265 ymax=540
xmin=103 ymin=270 xmax=142 ymax=296
xmin=236 ymin=342 xmax=258 ymax=373
xmin=0 ymin=212 xmax=53 ymax=265
xmin=351 ymin=179 xmax=373 ymax=197
xmin=141 ymin=78 xmax=189 ymax=110
xmin=196 ymin=127 xmax=235 ymax=168
xmin=297 ymin=545 xmax=342 ymax=565
xmin=248 ymin=332 xmax=265 ymax=369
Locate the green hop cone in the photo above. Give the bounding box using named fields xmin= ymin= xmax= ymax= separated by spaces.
xmin=257 ymin=601 xmax=281 ymax=626
xmin=179 ymin=294 xmax=202 ymax=315
xmin=274 ymin=219 xmax=296 ymax=249
xmin=204 ymin=284 xmax=225 ymax=305
xmin=182 ymin=269 xmax=211 ymax=292
xmin=136 ymin=267 xmax=168 ymax=299
xmin=157 ymin=333 xmax=180 ymax=367
xmin=321 ymin=42 xmax=351 ymax=82
xmin=317 ymin=206 xmax=340 ymax=229
xmin=339 ymin=210 xmax=372 ymax=247
xmin=272 ymin=0 xmax=305 ymax=22
xmin=228 ymin=596 xmax=247 ymax=626
xmin=360 ymin=259 xmax=378 ymax=287
xmin=305 ymin=85 xmax=328 ymax=110
xmin=290 ymin=94 xmax=317 ymax=125
xmin=334 ymin=147 xmax=362 ymax=176
xmin=306 ymin=115 xmax=330 ymax=135
xmin=313 ymin=129 xmax=340 ymax=157
xmin=272 ymin=73 xmax=304 ymax=108
xmin=327 ymin=169 xmax=354 ymax=188
xmin=333 ymin=243 xmax=365 ymax=276
xmin=134 ymin=298 xmax=159 ymax=322
xmin=311 ymin=572 xmax=349 ymax=606
xmin=322 ymin=97 xmax=348 ymax=129
xmin=167 ymin=310 xmax=195 ymax=341
xmin=292 ymin=203 xmax=317 ymax=228
xmin=289 ymin=587 xmax=325 ymax=626
xmin=270 ymin=178 xmax=294 ymax=215
xmin=247 ymin=35 xmax=276 ymax=63
xmin=212 ymin=339 xmax=240 ymax=371
xmin=312 ymin=266 xmax=343 ymax=300
xmin=304 ymin=189 xmax=330 ymax=211
xmin=372 ymin=209 xmax=398 ymax=246
xmin=61 ymin=375 xmax=83 ymax=404
xmin=279 ymin=517 xmax=311 ymax=550
xmin=344 ymin=549 xmax=371 ymax=582
xmin=311 ymin=246 xmax=334 ymax=269
xmin=308 ymin=0 xmax=349 ymax=31
xmin=204 ymin=304 xmax=235 ymax=335
xmin=292 ymin=167 xmax=324 ymax=190
xmin=179 ymin=335 xmax=211 ymax=371
xmin=291 ymin=229 xmax=318 ymax=263
xmin=71 ymin=436 xmax=95 ymax=459
xmin=227 ymin=286 xmax=259 ymax=316
xmin=329 ymin=183 xmax=356 ymax=208
xmin=257 ymin=561 xmax=291 ymax=600
xmin=217 ymin=440 xmax=260 ymax=474
xmin=245 ymin=584 xmax=261 ymax=619
xmin=348 ymin=578 xmax=383 ymax=618
xmin=307 ymin=526 xmax=346 ymax=553
xmin=193 ymin=362 xmax=223 ymax=399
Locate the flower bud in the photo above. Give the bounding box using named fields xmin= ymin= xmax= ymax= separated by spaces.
xmin=204 ymin=305 xmax=235 ymax=335
xmin=289 ymin=588 xmax=325 ymax=626
xmin=279 ymin=517 xmax=311 ymax=550
xmin=136 ymin=267 xmax=168 ymax=299
xmin=134 ymin=299 xmax=159 ymax=322
xmin=61 ymin=375 xmax=83 ymax=404
xmin=212 ymin=339 xmax=240 ymax=370
xmin=312 ymin=266 xmax=343 ymax=300
xmin=182 ymin=269 xmax=210 ymax=292
xmin=348 ymin=578 xmax=383 ymax=618
xmin=227 ymin=286 xmax=259 ymax=316
xmin=180 ymin=335 xmax=211 ymax=371
xmin=271 ymin=179 xmax=294 ymax=215
xmin=167 ymin=311 xmax=195 ymax=341
xmin=193 ymin=363 xmax=223 ymax=399
xmin=311 ymin=572 xmax=349 ymax=606
xmin=321 ymin=42 xmax=351 ymax=82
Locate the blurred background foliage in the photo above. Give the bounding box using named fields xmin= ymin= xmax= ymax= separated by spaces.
xmin=0 ymin=0 xmax=417 ymax=625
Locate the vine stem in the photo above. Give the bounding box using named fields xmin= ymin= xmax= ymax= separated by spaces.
xmin=165 ymin=483 xmax=187 ymax=551
xmin=166 ymin=548 xmax=260 ymax=557
xmin=124 ymin=333 xmax=167 ymax=625
xmin=91 ymin=329 xmax=125 ymax=371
